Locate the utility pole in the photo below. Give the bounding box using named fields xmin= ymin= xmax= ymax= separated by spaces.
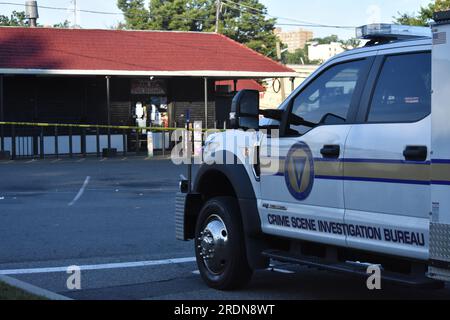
xmin=276 ymin=41 xmax=286 ymax=101
xmin=215 ymin=0 xmax=221 ymax=33
xmin=72 ymin=0 xmax=77 ymax=27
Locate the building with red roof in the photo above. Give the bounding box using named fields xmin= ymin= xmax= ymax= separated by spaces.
xmin=0 ymin=27 xmax=296 ymax=157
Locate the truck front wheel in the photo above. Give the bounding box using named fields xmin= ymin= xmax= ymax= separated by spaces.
xmin=195 ymin=197 xmax=253 ymax=290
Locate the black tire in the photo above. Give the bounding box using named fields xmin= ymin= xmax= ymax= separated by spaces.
xmin=195 ymin=196 xmax=253 ymax=290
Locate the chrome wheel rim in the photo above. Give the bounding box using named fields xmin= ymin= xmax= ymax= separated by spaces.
xmin=198 ymin=215 xmax=229 ymax=275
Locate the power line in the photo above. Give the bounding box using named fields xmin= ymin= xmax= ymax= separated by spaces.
xmin=0 ymin=0 xmax=356 ymax=30
xmin=0 ymin=1 xmax=215 ymax=22
xmin=276 ymin=23 xmax=356 ymax=29
xmin=0 ymin=1 xmax=124 ymax=15
xmin=221 ymin=0 xmax=356 ymax=29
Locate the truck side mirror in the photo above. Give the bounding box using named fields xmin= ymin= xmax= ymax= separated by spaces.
xmin=230 ymin=90 xmax=260 ymax=130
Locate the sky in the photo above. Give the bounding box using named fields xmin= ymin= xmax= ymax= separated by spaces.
xmin=0 ymin=0 xmax=433 ymax=39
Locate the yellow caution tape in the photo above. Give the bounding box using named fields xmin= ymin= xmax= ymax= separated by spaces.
xmin=0 ymin=121 xmax=225 ymax=133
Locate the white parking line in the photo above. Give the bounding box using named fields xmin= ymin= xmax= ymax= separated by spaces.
xmin=68 ymin=176 xmax=90 ymax=207
xmin=0 ymin=257 xmax=196 ymax=275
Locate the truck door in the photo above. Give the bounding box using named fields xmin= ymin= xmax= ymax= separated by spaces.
xmin=344 ymin=50 xmax=431 ymax=260
xmin=259 ymin=55 xmax=373 ymax=247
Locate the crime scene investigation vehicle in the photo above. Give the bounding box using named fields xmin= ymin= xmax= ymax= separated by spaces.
xmin=176 ymin=12 xmax=450 ymax=290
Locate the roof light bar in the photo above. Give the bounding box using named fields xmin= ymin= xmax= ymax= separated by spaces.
xmin=356 ymin=24 xmax=431 ymax=40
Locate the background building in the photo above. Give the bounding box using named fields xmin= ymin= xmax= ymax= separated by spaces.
xmin=0 ymin=27 xmax=296 ymax=157
xmin=275 ymin=28 xmax=314 ymax=53
xmin=260 ymin=64 xmax=319 ymax=109
xmin=308 ymin=42 xmax=345 ymax=63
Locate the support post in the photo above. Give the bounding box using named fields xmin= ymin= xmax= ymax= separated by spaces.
xmin=106 ymin=76 xmax=112 ymax=150
xmin=204 ymin=77 xmax=208 ymax=129
xmin=290 ymin=77 xmax=296 ymax=92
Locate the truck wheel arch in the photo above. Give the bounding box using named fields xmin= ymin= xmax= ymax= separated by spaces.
xmin=184 ymin=157 xmax=269 ymax=270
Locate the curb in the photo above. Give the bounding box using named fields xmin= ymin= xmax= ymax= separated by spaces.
xmin=0 ymin=275 xmax=73 ymax=301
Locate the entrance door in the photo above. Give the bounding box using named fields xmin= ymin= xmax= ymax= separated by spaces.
xmin=259 ymin=56 xmax=373 ymax=246
xmin=344 ymin=51 xmax=432 ymax=260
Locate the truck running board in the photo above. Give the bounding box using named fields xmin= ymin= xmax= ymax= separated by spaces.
xmin=262 ymin=250 xmax=444 ymax=289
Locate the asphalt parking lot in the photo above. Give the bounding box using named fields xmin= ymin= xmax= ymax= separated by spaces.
xmin=0 ymin=156 xmax=450 ymax=300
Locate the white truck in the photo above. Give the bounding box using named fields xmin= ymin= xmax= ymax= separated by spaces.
xmin=176 ymin=12 xmax=450 ymax=290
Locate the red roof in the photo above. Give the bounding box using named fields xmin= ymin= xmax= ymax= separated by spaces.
xmin=0 ymin=27 xmax=296 ymax=78
xmin=216 ymin=80 xmax=266 ymax=92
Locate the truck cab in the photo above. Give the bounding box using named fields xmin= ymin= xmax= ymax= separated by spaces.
xmin=176 ymin=15 xmax=450 ymax=290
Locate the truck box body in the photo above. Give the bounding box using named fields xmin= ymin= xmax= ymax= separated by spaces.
xmin=430 ymin=13 xmax=450 ymax=281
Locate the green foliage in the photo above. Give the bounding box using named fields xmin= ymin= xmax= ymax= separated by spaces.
xmin=118 ymin=0 xmax=151 ymax=29
xmin=219 ymin=0 xmax=278 ymax=58
xmin=117 ymin=0 xmax=278 ymax=59
xmin=0 ymin=11 xmax=27 ymax=27
xmin=0 ymin=11 xmax=72 ymax=28
xmin=311 ymin=34 xmax=339 ymax=45
xmin=340 ymin=38 xmax=361 ymax=51
xmin=53 ymin=20 xmax=72 ymax=29
xmin=281 ymin=47 xmax=308 ymax=65
xmin=394 ymin=0 xmax=450 ymax=26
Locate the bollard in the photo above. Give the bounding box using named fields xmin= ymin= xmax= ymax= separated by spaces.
xmin=96 ymin=126 xmax=100 ymax=158
xmin=69 ymin=126 xmax=73 ymax=158
xmin=135 ymin=129 xmax=140 ymax=155
xmin=81 ymin=128 xmax=86 ymax=158
xmin=54 ymin=126 xmax=59 ymax=159
xmin=162 ymin=130 xmax=166 ymax=157
xmin=32 ymin=127 xmax=38 ymax=157
xmin=0 ymin=124 xmax=3 ymax=152
xmin=123 ymin=130 xmax=127 ymax=157
xmin=11 ymin=124 xmax=16 ymax=160
xmin=40 ymin=127 xmax=44 ymax=159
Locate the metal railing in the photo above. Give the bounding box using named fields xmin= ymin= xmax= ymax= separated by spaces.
xmin=0 ymin=121 xmax=182 ymax=160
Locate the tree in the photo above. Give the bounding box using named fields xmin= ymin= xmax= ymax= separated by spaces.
xmin=53 ymin=20 xmax=72 ymax=29
xmin=311 ymin=34 xmax=339 ymax=45
xmin=117 ymin=0 xmax=150 ymax=30
xmin=340 ymin=38 xmax=361 ymax=51
xmin=0 ymin=10 xmax=71 ymax=28
xmin=0 ymin=11 xmax=27 ymax=27
xmin=219 ymin=0 xmax=278 ymax=58
xmin=394 ymin=0 xmax=450 ymax=26
xmin=117 ymin=0 xmax=278 ymax=59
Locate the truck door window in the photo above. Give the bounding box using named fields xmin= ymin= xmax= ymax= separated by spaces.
xmin=368 ymin=52 xmax=431 ymax=123
xmin=290 ymin=60 xmax=366 ymax=135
